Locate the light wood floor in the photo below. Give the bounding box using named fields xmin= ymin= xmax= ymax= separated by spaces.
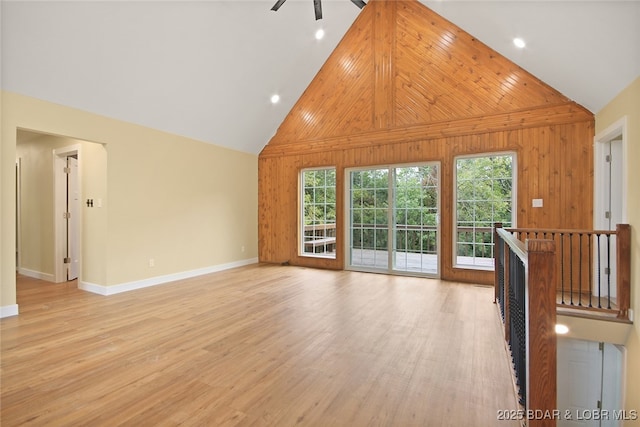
xmin=2 ymin=264 xmax=521 ymax=426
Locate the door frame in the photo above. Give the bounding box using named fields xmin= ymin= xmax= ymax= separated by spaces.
xmin=16 ymin=158 xmax=22 ymax=272
xmin=594 ymin=116 xmax=628 ymax=229
xmin=53 ymin=144 xmax=82 ymax=283
xmin=593 ymin=117 xmax=627 ymax=298
xmin=66 ymin=156 xmax=80 ymax=280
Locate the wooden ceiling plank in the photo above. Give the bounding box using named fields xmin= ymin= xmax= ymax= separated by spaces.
xmin=264 ymin=0 xmax=591 ymax=150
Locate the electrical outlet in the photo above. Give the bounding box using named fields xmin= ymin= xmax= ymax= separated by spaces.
xmin=241 ymin=246 xmax=245 ymax=253
xmin=149 ymin=258 xmax=155 ymax=267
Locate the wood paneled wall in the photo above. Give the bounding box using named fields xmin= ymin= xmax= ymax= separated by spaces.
xmin=259 ymin=0 xmax=594 ymax=285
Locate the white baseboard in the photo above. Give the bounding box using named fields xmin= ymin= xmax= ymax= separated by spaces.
xmin=78 ymin=281 xmax=110 ymax=296
xmin=79 ymin=258 xmax=259 ymax=296
xmin=1 ymin=304 xmax=19 ymax=318
xmin=18 ymin=268 xmax=55 ymax=282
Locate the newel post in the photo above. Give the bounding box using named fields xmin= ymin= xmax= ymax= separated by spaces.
xmin=616 ymin=224 xmax=631 ymax=319
xmin=494 ymin=222 xmax=503 ymax=303
xmin=494 ymin=222 xmax=511 ymax=341
xmin=526 ymin=239 xmax=557 ymax=427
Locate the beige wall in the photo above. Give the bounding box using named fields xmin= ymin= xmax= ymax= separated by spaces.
xmin=2 ymin=91 xmax=258 ymax=309
xmin=595 ymin=76 xmax=640 ymax=425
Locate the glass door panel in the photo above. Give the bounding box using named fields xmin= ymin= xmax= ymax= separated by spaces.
xmin=349 ymin=168 xmax=389 ymax=270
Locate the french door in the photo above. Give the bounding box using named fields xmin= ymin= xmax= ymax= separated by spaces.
xmin=346 ymin=163 xmax=440 ymax=277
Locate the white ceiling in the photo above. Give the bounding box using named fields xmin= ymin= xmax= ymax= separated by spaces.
xmin=2 ymin=0 xmax=639 ymax=154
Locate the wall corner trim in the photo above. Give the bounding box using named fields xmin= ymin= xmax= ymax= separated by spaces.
xmin=0 ymin=305 xmax=20 ymax=318
xmin=79 ymin=258 xmax=259 ymax=296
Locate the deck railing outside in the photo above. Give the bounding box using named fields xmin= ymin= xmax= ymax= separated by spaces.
xmin=303 ymin=223 xmax=336 ymax=255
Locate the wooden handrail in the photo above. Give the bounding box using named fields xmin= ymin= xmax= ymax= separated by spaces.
xmin=508 ymin=227 xmax=617 ymax=235
xmin=497 ymin=228 xmax=527 ymax=261
xmin=303 ymin=223 xmax=336 ymax=231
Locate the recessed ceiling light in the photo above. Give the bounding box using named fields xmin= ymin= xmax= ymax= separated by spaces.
xmin=555 ymin=324 xmax=569 ymax=334
xmin=513 ymin=38 xmax=526 ymax=49
xmin=315 ymin=29 xmax=325 ymax=40
xmin=270 ymin=94 xmax=280 ymax=104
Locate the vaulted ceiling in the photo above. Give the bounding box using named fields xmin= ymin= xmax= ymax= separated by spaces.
xmin=2 ymin=0 xmax=639 ymax=154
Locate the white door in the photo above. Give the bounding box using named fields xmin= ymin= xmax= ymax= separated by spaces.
xmin=605 ymin=140 xmax=623 ymax=297
xmin=601 ymin=344 xmax=624 ymax=427
xmin=557 ymin=338 xmax=603 ymax=427
xmin=557 ymin=339 xmax=624 ymax=427
xmin=67 ymin=156 xmax=79 ymax=280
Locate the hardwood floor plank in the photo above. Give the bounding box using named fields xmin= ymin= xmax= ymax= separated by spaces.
xmin=2 ymin=265 xmax=520 ymax=426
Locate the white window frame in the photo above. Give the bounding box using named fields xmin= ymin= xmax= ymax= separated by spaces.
xmin=453 ymin=152 xmax=516 ymax=270
xmin=299 ymin=167 xmax=337 ymax=259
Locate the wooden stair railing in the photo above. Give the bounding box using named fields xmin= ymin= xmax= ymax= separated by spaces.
xmin=494 ymin=223 xmax=631 ymax=426
xmin=497 ymin=224 xmax=631 ymax=320
xmin=494 ymin=224 xmax=557 ymax=427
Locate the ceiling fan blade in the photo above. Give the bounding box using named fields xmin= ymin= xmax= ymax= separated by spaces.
xmin=314 ymin=0 xmax=322 ymax=20
xmin=271 ymin=0 xmax=287 ymax=12
xmin=351 ymin=0 xmax=367 ymax=9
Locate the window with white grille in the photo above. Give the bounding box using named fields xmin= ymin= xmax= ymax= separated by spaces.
xmin=300 ymin=168 xmax=337 ymax=258
xmin=454 ymin=154 xmax=515 ymax=269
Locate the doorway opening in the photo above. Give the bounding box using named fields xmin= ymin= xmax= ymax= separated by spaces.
xmin=15 ymin=130 xmax=91 ymax=285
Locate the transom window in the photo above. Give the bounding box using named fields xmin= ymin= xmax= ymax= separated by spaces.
xmin=300 ymin=168 xmax=337 ymax=258
xmin=454 ymin=153 xmax=515 ymax=269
